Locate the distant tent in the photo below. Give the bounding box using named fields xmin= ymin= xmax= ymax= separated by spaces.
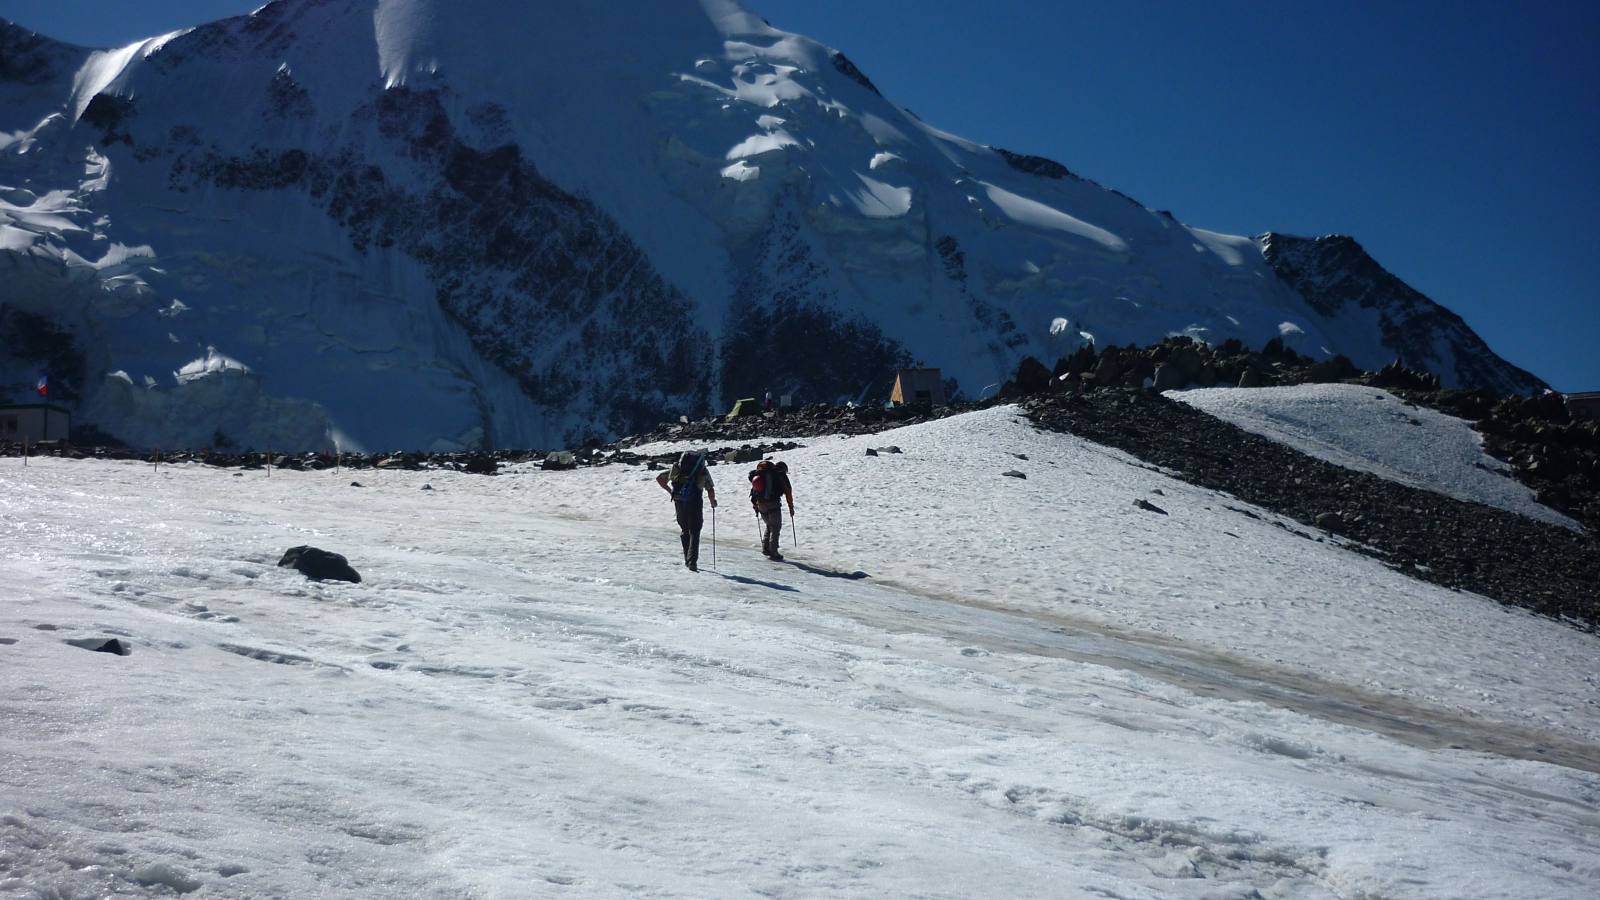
xmin=728 ymin=398 xmax=762 ymax=417
xmin=889 ymin=368 xmax=945 ymax=406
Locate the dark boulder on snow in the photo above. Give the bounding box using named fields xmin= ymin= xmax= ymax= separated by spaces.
xmin=1002 ymin=470 xmax=1027 ymax=479
xmin=67 ymin=637 xmax=132 ymax=656
xmin=1133 ymin=498 xmax=1169 ymax=515
xmin=460 ymin=456 xmax=498 ymax=475
xmin=278 ymin=546 xmax=361 ymax=583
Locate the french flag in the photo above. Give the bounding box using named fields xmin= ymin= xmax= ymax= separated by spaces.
xmin=36 ymin=374 xmax=47 ymax=398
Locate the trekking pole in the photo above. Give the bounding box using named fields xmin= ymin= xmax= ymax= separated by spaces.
xmin=712 ymin=505 xmax=718 ymax=571
xmin=790 ymin=507 xmax=799 ymax=548
xmin=22 ymin=436 xmax=27 ymax=467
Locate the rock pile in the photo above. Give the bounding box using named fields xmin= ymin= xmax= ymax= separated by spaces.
xmin=1023 ymin=388 xmax=1599 ymax=629
xmin=1392 ymin=389 xmax=1600 ymax=533
xmin=991 ymin=338 xmax=1596 ymax=533
xmin=998 ymin=335 xmax=1434 ymax=398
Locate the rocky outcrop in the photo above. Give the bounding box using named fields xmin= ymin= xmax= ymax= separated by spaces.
xmin=1023 ymin=389 xmax=1600 ymax=630
xmin=1260 ymin=233 xmax=1547 ymax=396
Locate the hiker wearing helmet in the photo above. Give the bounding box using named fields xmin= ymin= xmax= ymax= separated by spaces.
xmin=657 ymin=451 xmax=717 ymax=571
xmin=748 ymin=459 xmax=794 ymax=561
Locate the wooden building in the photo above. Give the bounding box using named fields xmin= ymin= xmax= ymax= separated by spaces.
xmin=889 ymin=368 xmax=946 ymax=406
xmin=1565 ymin=391 xmax=1600 ymax=421
xmin=0 ymin=403 xmax=71 ymax=443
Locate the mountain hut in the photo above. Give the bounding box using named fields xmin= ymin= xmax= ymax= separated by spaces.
xmin=0 ymin=403 xmax=71 ymax=444
xmin=1564 ymin=391 xmax=1600 ymax=421
xmin=890 ymin=368 xmax=946 ymax=406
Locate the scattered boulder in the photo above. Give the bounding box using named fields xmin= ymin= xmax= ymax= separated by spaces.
xmin=1133 ymin=498 xmax=1169 ymax=515
xmin=1152 ymin=362 xmax=1187 ymax=392
xmin=877 ymin=446 xmax=903 ymax=454
xmin=350 ymin=481 xmax=363 ymax=487
xmin=1009 ymin=356 xmax=1054 ymax=396
xmin=67 ymin=637 xmax=132 ymax=656
xmin=724 ymin=447 xmax=764 ymax=464
xmin=421 ymin=484 xmax=433 ymax=491
xmin=865 ymin=448 xmax=879 ymax=457
xmin=461 ymin=457 xmax=498 ymax=475
xmin=0 ymin=638 xmax=16 ymax=645
xmin=541 ymin=451 xmax=578 ymax=471
xmin=1002 ymin=470 xmax=1027 ymax=479
xmin=1304 ymin=355 xmax=1360 ymax=383
xmin=277 ymin=546 xmax=362 ymax=583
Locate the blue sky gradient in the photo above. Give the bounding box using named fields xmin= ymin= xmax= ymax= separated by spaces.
xmin=3 ymin=0 xmax=1595 ymax=390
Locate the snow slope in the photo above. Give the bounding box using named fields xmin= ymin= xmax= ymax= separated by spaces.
xmin=0 ymin=2 xmax=1545 ymax=451
xmin=4 ymin=408 xmax=1598 ymax=898
xmin=1169 ymin=383 xmax=1578 ymax=528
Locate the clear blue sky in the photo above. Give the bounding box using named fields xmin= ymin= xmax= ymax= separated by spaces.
xmin=4 ymin=0 xmax=1595 ymax=391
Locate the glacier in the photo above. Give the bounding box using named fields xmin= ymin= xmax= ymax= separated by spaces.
xmin=0 ymin=0 xmax=1548 ymax=451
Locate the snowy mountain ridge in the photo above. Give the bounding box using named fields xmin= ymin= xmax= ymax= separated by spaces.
xmin=0 ymin=0 xmax=1548 ymax=451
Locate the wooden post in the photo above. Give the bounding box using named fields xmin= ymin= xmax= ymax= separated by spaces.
xmin=267 ymin=445 xmax=272 ymax=477
xmin=22 ymin=435 xmax=27 ymax=467
xmin=153 ymin=447 xmax=159 ymax=473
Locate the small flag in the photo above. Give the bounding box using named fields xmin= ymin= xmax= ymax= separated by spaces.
xmin=36 ymin=375 xmax=47 ymax=398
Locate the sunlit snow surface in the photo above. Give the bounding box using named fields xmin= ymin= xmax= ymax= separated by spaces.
xmin=3 ymin=408 xmax=1599 ymax=898
xmin=1170 ymin=384 xmax=1579 ymax=528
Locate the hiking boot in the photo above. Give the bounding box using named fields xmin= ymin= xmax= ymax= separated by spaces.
xmin=769 ymin=552 xmax=784 ymax=562
xmin=686 ymin=561 xmax=698 ymax=572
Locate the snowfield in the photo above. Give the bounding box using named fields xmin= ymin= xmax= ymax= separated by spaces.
xmin=3 ymin=408 xmax=1599 ymax=898
xmin=1169 ymin=384 xmax=1577 ymax=528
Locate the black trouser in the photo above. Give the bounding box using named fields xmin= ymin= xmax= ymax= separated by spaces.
xmin=674 ymin=499 xmax=704 ymax=565
xmin=756 ymin=502 xmax=783 ymax=555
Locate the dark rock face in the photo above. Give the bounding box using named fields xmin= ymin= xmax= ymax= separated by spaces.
xmin=830 ymin=52 xmax=880 ymax=96
xmin=1024 ymin=389 xmax=1600 ymax=629
xmin=722 ymin=205 xmax=912 ymax=406
xmin=278 ymin=546 xmax=361 ymax=583
xmin=1260 ymin=233 xmax=1547 ymax=396
xmin=994 ymin=149 xmax=1077 ymax=181
xmin=172 ymin=86 xmax=713 ymax=441
xmin=0 ymin=307 xmax=84 ymax=404
xmin=0 ymin=20 xmax=84 ymax=86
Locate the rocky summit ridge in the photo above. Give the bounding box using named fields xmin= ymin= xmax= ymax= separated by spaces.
xmin=0 ymin=1 xmax=1548 ymax=452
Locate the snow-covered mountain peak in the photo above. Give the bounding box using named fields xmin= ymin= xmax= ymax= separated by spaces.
xmin=0 ymin=2 xmax=1546 ymax=451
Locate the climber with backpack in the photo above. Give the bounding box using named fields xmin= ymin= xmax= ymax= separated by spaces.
xmin=657 ymin=451 xmax=717 ymax=571
xmin=748 ymin=459 xmax=794 ymax=561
